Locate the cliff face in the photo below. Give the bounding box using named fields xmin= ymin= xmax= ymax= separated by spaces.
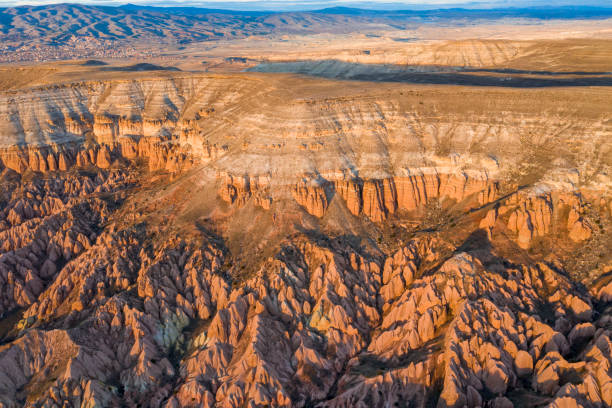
xmin=1 ymin=75 xmax=610 ymax=178
xmin=0 ymin=74 xmax=611 ymax=408
xmin=332 ymin=171 xmax=494 ymax=222
xmin=0 ymin=135 xmax=200 ymax=174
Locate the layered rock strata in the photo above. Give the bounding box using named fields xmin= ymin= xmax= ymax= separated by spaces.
xmin=0 ymin=74 xmax=610 ymax=407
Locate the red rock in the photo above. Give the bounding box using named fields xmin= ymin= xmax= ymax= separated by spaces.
xmin=96 ymin=146 xmax=112 ymax=168
xmin=292 ymin=179 xmax=328 ymax=217
xmin=515 ymin=350 xmax=533 ymax=377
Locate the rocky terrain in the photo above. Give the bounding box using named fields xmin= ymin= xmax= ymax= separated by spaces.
xmin=0 ymin=62 xmax=610 ymax=408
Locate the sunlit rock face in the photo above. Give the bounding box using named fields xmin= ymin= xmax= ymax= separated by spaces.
xmin=0 ymin=73 xmax=611 ymax=408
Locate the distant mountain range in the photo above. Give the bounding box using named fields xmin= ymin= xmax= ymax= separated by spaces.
xmin=0 ymin=3 xmax=365 ymax=44
xmin=5 ymin=1 xmax=612 ymax=11
xmin=0 ymin=3 xmax=611 ymax=45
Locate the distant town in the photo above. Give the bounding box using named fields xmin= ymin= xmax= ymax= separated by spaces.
xmin=0 ymin=36 xmax=156 ymax=63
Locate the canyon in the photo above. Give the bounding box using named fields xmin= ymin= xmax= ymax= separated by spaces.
xmin=0 ymin=70 xmax=609 ymax=407
xmin=0 ymin=9 xmax=611 ymax=407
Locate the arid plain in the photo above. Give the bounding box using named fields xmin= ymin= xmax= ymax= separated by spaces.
xmin=0 ymin=6 xmax=612 ymax=408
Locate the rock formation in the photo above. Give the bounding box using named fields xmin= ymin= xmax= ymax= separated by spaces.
xmin=0 ymin=72 xmax=610 ymax=408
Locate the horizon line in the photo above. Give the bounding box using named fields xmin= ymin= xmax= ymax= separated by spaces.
xmin=3 ymin=1 xmax=612 ymax=12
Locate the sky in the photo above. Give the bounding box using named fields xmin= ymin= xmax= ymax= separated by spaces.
xmin=1 ymin=0 xmax=611 ymax=10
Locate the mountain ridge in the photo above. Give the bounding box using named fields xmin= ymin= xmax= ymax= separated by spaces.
xmin=2 ymin=3 xmax=612 ymax=45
